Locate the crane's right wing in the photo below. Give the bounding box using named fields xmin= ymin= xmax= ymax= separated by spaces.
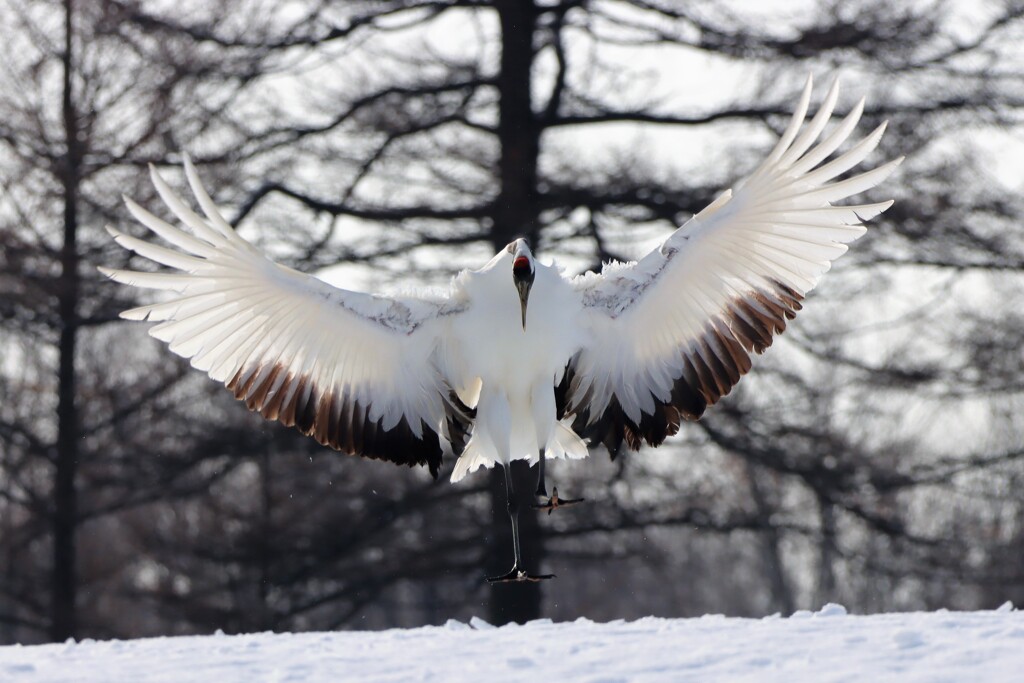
xmin=564 ymin=77 xmax=901 ymax=455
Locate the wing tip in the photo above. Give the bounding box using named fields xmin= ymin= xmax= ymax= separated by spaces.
xmin=824 ymin=74 xmax=840 ymax=101
xmin=874 ymin=156 xmax=905 ymax=183
xmin=119 ymin=306 xmax=152 ymax=321
xmin=802 ymin=72 xmax=814 ymax=97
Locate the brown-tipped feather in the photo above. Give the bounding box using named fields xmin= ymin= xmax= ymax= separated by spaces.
xmin=260 ymin=371 xmax=294 ymax=421
xmin=223 ymin=361 xmax=473 ymax=479
xmin=248 ymin=363 xmax=284 ymax=411
xmin=732 ymin=299 xmax=775 ymax=351
xmin=276 ymin=380 xmax=302 ymax=427
xmin=568 ymin=280 xmax=804 ymax=456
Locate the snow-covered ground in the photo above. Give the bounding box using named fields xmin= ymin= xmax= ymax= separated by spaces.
xmin=2 ymin=604 xmax=1023 ymax=682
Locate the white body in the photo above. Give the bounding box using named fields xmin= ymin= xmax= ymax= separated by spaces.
xmin=443 ymin=252 xmax=589 ymax=481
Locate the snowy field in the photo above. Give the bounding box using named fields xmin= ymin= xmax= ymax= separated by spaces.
xmin=2 ymin=604 xmax=1023 ymax=682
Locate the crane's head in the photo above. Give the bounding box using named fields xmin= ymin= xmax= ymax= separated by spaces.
xmin=508 ymin=238 xmax=535 ymax=330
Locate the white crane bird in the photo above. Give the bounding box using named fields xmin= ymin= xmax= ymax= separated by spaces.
xmin=101 ymin=78 xmax=902 ymax=583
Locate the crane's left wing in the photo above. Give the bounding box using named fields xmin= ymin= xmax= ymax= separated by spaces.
xmin=100 ymin=159 xmax=472 ymax=478
xmin=565 ymin=78 xmax=902 ymax=455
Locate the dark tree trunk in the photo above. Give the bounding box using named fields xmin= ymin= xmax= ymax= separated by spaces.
xmin=745 ymin=463 xmax=795 ymax=614
xmin=486 ymin=0 xmax=543 ymax=624
xmin=815 ymin=497 xmax=838 ymax=606
xmin=486 ymin=462 xmax=543 ymax=624
xmin=52 ymin=0 xmax=80 ymax=642
xmin=256 ymin=451 xmax=275 ymax=631
xmin=492 ymin=0 xmax=539 ymax=248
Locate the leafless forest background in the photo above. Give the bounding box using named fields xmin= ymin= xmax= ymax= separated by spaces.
xmin=1 ymin=0 xmax=1023 ymax=644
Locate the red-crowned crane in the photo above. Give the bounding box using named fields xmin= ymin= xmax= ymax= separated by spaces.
xmin=102 ymin=77 xmax=902 ymax=583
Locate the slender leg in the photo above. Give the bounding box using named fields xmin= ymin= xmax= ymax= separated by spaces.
xmin=506 ymin=465 xmax=523 ymax=569
xmin=535 ymin=449 xmax=548 ymax=497
xmin=532 ymin=449 xmax=585 ymax=515
xmin=486 ymin=464 xmax=555 ymax=584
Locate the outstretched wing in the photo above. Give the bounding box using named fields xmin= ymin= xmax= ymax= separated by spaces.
xmin=101 ymin=159 xmax=471 ymax=478
xmin=566 ymin=77 xmax=902 ymax=455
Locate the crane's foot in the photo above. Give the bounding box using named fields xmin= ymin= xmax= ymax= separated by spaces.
xmin=486 ymin=564 xmax=556 ymax=584
xmin=532 ymin=486 xmax=584 ymax=515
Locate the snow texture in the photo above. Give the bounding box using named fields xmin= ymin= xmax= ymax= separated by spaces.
xmin=2 ymin=604 xmax=1023 ymax=682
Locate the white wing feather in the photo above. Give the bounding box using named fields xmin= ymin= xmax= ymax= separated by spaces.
xmin=570 ymin=77 xmax=902 ymax=443
xmin=101 ymin=159 xmax=467 ymax=475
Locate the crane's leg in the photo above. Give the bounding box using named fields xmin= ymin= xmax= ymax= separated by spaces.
xmin=535 ymin=447 xmax=548 ymax=497
xmin=486 ymin=464 xmax=555 ymax=584
xmin=532 ymin=449 xmax=584 ymax=515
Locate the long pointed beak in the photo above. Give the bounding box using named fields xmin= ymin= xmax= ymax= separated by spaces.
xmin=516 ymin=279 xmax=531 ymax=330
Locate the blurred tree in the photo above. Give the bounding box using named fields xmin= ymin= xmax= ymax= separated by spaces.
xmin=0 ymin=0 xmax=294 ymax=642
